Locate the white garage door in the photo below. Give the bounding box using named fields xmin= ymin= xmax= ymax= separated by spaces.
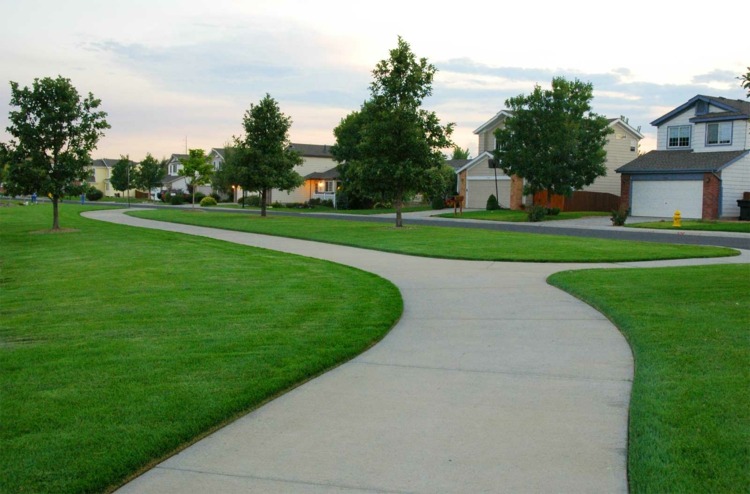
xmin=631 ymin=180 xmax=703 ymax=218
xmin=466 ymin=179 xmax=511 ymax=209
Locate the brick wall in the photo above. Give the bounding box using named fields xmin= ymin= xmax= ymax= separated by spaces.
xmin=619 ymin=174 xmax=631 ymax=211
xmin=702 ymin=172 xmax=720 ymax=220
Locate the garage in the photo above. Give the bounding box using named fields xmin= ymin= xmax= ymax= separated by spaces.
xmin=466 ymin=178 xmax=511 ymax=209
xmin=630 ymin=179 xmax=703 ymax=218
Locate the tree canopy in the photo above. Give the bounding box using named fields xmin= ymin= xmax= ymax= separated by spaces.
xmin=3 ymin=75 xmax=109 ymax=229
xmin=740 ymin=67 xmax=750 ymax=98
xmin=224 ymin=94 xmax=303 ymax=216
xmin=135 ymin=153 xmax=164 ymax=198
xmin=451 ymin=146 xmax=471 ymax=160
xmin=110 ymin=155 xmax=135 ymax=199
xmin=493 ymin=77 xmax=612 ymax=201
xmin=178 ymin=149 xmax=213 ymax=208
xmin=331 ymin=36 xmax=454 ymax=226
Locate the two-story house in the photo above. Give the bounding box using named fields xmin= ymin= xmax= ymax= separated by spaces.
xmin=617 ymin=95 xmax=750 ymax=219
xmin=456 ymin=111 xmax=643 ymax=210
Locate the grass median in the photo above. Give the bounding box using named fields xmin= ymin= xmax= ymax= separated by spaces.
xmin=549 ymin=265 xmax=750 ymax=492
xmin=434 ymin=209 xmax=611 ymax=222
xmin=0 ymin=203 xmax=402 ymax=493
xmin=128 ymin=209 xmax=737 ymax=263
xmin=626 ymin=219 xmax=750 ymax=233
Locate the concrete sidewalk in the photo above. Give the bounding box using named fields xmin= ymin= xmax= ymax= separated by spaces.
xmin=82 ymin=210 xmax=743 ymax=493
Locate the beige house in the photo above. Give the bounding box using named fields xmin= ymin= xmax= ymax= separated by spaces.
xmin=457 ymin=111 xmax=643 ymax=209
xmin=213 ymin=143 xmax=339 ymax=205
xmin=88 ymin=158 xmax=139 ymax=197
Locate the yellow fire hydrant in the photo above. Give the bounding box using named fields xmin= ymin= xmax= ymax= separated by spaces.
xmin=673 ymin=210 xmax=682 ymax=228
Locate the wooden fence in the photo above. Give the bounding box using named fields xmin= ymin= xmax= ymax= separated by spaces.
xmin=533 ymin=191 xmax=620 ymax=212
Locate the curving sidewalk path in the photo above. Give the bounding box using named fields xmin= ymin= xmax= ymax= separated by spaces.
xmin=84 ymin=209 xmax=746 ymax=493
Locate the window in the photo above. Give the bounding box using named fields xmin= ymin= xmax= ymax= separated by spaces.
xmin=316 ymin=180 xmax=335 ymax=194
xmin=667 ymin=125 xmax=691 ymax=148
xmin=706 ymin=122 xmax=732 ymax=145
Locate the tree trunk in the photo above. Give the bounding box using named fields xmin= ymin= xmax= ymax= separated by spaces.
xmin=395 ymin=191 xmax=403 ymax=228
xmin=52 ymin=196 xmax=60 ymax=230
xmin=261 ymin=188 xmax=267 ymax=217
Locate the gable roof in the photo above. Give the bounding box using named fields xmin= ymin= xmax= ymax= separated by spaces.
xmin=304 ymin=167 xmax=340 ymax=180
xmin=616 ymin=149 xmax=749 ymax=174
xmin=91 ymin=158 xmax=119 ymax=168
xmin=473 ymin=111 xmax=514 ymax=134
xmin=209 ymin=148 xmax=226 ymax=160
xmin=608 ymin=118 xmax=644 ymax=139
xmin=651 ymin=95 xmax=750 ymax=126
xmin=289 ymin=143 xmax=333 ymax=158
xmin=445 ymin=159 xmax=471 ymax=171
xmin=455 ymin=151 xmax=493 ymax=174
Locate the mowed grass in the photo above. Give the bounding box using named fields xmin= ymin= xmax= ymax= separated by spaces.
xmin=129 ymin=209 xmax=737 ymax=263
xmin=435 ymin=209 xmax=611 ymax=222
xmin=549 ymin=265 xmax=750 ymax=492
xmin=0 ymin=204 xmax=402 ymax=493
xmin=627 ymin=219 xmax=750 ymax=233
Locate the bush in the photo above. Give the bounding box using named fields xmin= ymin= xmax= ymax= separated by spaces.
xmin=192 ymin=192 xmax=206 ymax=204
xmin=237 ymin=195 xmax=261 ymax=207
xmin=611 ymin=206 xmax=629 ymax=226
xmin=85 ymin=188 xmax=103 ymax=201
xmin=486 ymin=194 xmax=500 ymax=211
xmin=527 ymin=204 xmax=547 ymax=222
xmin=271 ymin=201 xmax=284 ymax=208
xmin=200 ymin=196 xmax=218 ymax=207
xmin=546 ymin=207 xmax=561 ymax=216
xmin=210 ymin=192 xmax=221 ymax=202
xmin=431 ymin=195 xmax=445 ymax=210
xmin=169 ymin=194 xmax=184 ymax=205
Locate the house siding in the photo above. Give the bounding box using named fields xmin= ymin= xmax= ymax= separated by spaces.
xmin=657 ymin=106 xmax=749 ymax=153
xmin=720 ymin=155 xmax=750 ymax=218
xmin=656 ymin=112 xmax=694 ymax=150
xmin=585 ymin=122 xmax=640 ymax=195
xmin=272 ymin=155 xmax=337 ymax=204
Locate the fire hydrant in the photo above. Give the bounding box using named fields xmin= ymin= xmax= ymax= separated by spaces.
xmin=673 ymin=210 xmax=682 ymax=227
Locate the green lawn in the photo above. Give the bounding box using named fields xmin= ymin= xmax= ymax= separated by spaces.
xmin=627 ymin=219 xmax=750 ymax=233
xmin=0 ymin=203 xmax=402 ymax=494
xmin=549 ymin=265 xmax=750 ymax=492
xmin=128 ymin=209 xmax=737 ymax=263
xmin=434 ymin=209 xmax=611 ymax=222
xmin=213 ymin=203 xmax=433 ymax=215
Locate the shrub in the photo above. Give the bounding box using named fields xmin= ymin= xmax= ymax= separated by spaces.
xmin=200 ymin=196 xmax=217 ymax=207
xmin=85 ymin=188 xmax=103 ymax=201
xmin=611 ymin=206 xmax=629 ymax=226
xmin=431 ymin=195 xmax=445 ymax=210
xmin=169 ymin=194 xmax=184 ymax=205
xmin=271 ymin=201 xmax=284 ymax=208
xmin=486 ymin=194 xmax=500 ymax=211
xmin=193 ymin=192 xmax=206 ymax=204
xmin=308 ymin=198 xmax=322 ymax=206
xmin=321 ymin=199 xmax=334 ymax=208
xmin=210 ymin=192 xmax=221 ymax=202
xmin=238 ymin=195 xmax=262 ymax=207
xmin=527 ymin=204 xmax=546 ymax=222
xmin=546 ymin=207 xmax=561 ymax=216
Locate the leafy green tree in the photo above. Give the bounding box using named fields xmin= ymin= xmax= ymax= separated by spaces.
xmin=493 ymin=77 xmax=612 ymax=204
xmin=226 ymin=94 xmax=303 ymax=216
xmin=178 ymin=149 xmax=214 ymax=208
xmin=740 ymin=67 xmax=750 ymax=98
xmin=423 ymin=163 xmax=458 ymax=208
xmin=110 ymin=155 xmax=136 ymax=204
xmin=3 ymin=76 xmax=109 ymax=229
xmin=135 ymin=153 xmax=164 ymax=200
xmin=0 ymin=141 xmax=9 ymax=185
xmin=451 ymin=146 xmax=471 ymax=160
xmin=331 ymin=37 xmax=454 ymax=227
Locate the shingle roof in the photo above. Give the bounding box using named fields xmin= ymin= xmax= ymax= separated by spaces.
xmin=445 ymin=159 xmax=470 ymax=171
xmin=652 ymin=95 xmax=750 ymax=126
xmin=616 ymin=150 xmax=749 ymax=174
xmin=289 ymin=143 xmax=333 ymax=158
xmin=304 ymin=167 xmax=339 ymax=180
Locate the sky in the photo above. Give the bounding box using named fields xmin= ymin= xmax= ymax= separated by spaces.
xmin=0 ymin=0 xmax=747 ymax=161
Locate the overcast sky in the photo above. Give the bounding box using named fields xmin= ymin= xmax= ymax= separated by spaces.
xmin=0 ymin=0 xmax=747 ymax=160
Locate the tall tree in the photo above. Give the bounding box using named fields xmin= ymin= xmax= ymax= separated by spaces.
xmin=4 ymin=76 xmax=109 ymax=229
xmin=451 ymin=146 xmax=471 ymax=160
xmin=178 ymin=149 xmax=214 ymax=208
xmin=135 ymin=153 xmax=164 ymax=200
xmin=493 ymin=77 xmax=612 ymax=202
xmin=227 ymin=94 xmax=303 ymax=217
xmin=331 ymin=37 xmax=454 ymax=227
xmin=110 ymin=155 xmax=135 ymax=205
xmin=740 ymin=67 xmax=750 ymax=98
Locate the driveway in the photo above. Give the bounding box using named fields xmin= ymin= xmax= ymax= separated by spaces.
xmin=82 ymin=209 xmax=745 ymax=493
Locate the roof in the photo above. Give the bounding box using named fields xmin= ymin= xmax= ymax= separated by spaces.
xmin=161 ymin=175 xmax=183 ymax=185
xmin=608 ymin=118 xmax=644 ymax=139
xmin=651 ymin=95 xmax=750 ymax=126
xmin=289 ymin=143 xmax=334 ymax=158
xmin=209 ymin=148 xmax=226 ymax=160
xmin=455 ymin=151 xmax=493 ymax=174
xmin=445 ymin=159 xmax=471 ymax=171
xmin=616 ymin=150 xmax=749 ymax=174
xmin=304 ymin=167 xmax=340 ymax=180
xmin=91 ymin=158 xmax=120 ymax=168
xmin=473 ymin=111 xmax=514 ymax=134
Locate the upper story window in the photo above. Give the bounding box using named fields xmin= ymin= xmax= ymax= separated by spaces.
xmin=706 ymin=122 xmax=732 ymax=146
xmin=667 ymin=125 xmax=691 ymax=148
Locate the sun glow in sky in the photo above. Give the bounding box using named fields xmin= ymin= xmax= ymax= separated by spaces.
xmin=0 ymin=0 xmax=747 ymax=160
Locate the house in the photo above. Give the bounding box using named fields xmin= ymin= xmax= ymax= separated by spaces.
xmin=160 ymin=153 xmax=217 ymax=197
xmin=211 ymin=143 xmax=339 ymax=205
xmin=456 ymin=111 xmax=643 ymax=210
xmin=88 ymin=158 xmax=140 ymax=197
xmin=617 ymin=95 xmax=750 ymax=219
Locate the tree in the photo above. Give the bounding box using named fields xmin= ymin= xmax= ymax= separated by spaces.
xmin=226 ymin=94 xmax=303 ymax=216
xmin=331 ymin=37 xmax=454 ymax=227
xmin=451 ymin=146 xmax=471 ymax=160
xmin=4 ymin=76 xmax=109 ymax=229
xmin=110 ymin=155 xmax=135 ymax=206
xmin=493 ymin=77 xmax=612 ymax=203
xmin=178 ymin=149 xmax=214 ymax=208
xmin=739 ymin=67 xmax=750 ymax=98
xmin=135 ymin=153 xmax=164 ymax=200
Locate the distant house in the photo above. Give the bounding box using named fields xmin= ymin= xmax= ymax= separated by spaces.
xmin=617 ymin=95 xmax=750 ymax=219
xmin=211 ymin=143 xmax=338 ymax=205
xmin=161 ymin=153 xmax=216 ymax=196
xmin=456 ymin=111 xmax=643 ymax=210
xmin=88 ymin=158 xmax=139 ymax=197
